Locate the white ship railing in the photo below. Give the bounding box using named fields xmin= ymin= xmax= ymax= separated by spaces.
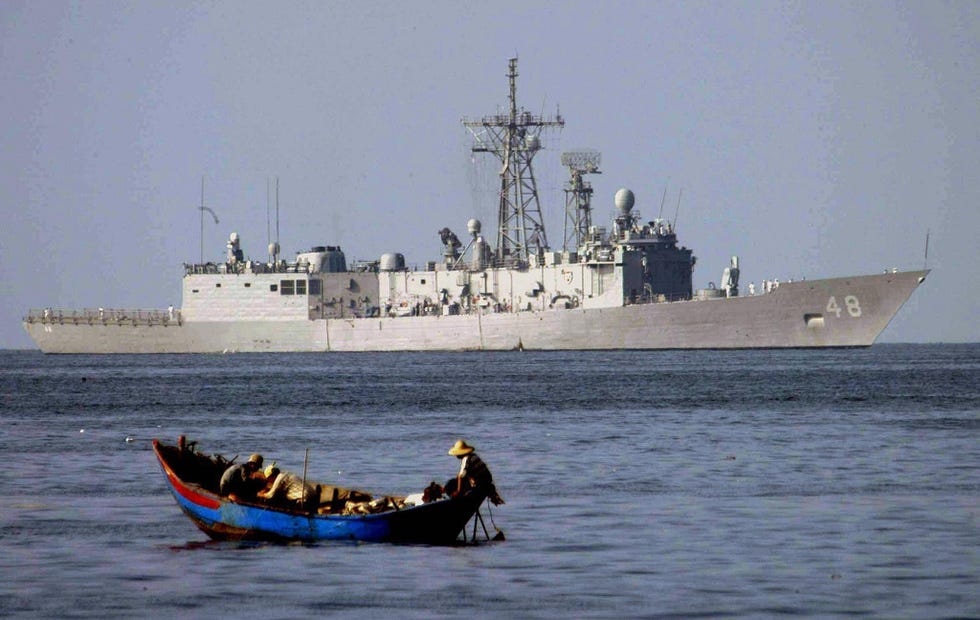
xmin=24 ymin=308 xmax=182 ymax=326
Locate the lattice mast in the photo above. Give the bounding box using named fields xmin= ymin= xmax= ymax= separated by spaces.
xmin=463 ymin=58 xmax=564 ymax=266
xmin=561 ymin=150 xmax=602 ymax=251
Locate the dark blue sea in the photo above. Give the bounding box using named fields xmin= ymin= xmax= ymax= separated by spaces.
xmin=1 ymin=345 xmax=977 ymax=618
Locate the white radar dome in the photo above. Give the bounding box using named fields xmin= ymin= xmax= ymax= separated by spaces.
xmin=229 ymin=232 xmax=240 ymax=243
xmin=614 ymin=188 xmax=635 ymax=214
xmin=467 ymin=219 xmax=482 ymax=235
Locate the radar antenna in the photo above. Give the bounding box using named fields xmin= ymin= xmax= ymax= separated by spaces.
xmin=463 ymin=57 xmax=564 ymax=266
xmin=561 ymin=150 xmax=601 ymax=251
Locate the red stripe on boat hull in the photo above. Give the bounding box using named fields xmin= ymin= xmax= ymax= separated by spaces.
xmin=154 ymin=440 xmax=221 ymax=510
xmin=170 ymin=471 xmax=221 ymax=510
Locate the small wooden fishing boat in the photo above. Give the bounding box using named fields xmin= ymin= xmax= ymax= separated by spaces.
xmin=153 ymin=437 xmax=490 ymax=544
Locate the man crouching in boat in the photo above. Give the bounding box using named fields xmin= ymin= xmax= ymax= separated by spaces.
xmin=446 ymin=439 xmax=504 ymax=506
xmin=257 ymin=465 xmax=320 ymax=512
xmin=219 ymin=453 xmax=266 ymax=501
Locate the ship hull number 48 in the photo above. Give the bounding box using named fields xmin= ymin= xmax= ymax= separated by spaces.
xmin=827 ymin=295 xmax=862 ymax=318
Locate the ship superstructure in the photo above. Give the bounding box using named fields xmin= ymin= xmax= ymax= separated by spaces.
xmin=23 ymin=59 xmax=928 ymax=353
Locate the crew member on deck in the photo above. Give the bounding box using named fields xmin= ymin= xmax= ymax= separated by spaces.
xmin=447 ymin=439 xmax=504 ymax=505
xmin=258 ymin=465 xmax=319 ymax=511
xmin=219 ymin=453 xmax=265 ymax=500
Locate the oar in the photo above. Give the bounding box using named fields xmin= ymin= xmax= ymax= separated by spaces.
xmin=486 ymin=502 xmax=506 ymax=541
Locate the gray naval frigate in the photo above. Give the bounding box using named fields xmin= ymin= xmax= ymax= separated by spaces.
xmin=24 ymin=59 xmax=928 ymax=353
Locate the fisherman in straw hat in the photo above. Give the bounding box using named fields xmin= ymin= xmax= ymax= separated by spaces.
xmin=219 ymin=452 xmax=266 ymax=500
xmin=447 ymin=439 xmax=504 ymax=505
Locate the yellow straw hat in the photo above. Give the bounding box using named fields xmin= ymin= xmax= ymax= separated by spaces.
xmin=448 ymin=439 xmax=475 ymax=456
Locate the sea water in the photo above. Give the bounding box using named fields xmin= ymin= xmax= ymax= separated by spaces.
xmin=0 ymin=345 xmax=977 ymax=618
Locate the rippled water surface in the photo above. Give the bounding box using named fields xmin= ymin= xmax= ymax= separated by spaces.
xmin=1 ymin=345 xmax=977 ymax=618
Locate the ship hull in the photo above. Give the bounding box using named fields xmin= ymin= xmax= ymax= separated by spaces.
xmin=24 ymin=270 xmax=927 ymax=353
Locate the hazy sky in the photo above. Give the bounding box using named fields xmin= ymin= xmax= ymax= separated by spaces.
xmin=2 ymin=1 xmax=977 ymax=348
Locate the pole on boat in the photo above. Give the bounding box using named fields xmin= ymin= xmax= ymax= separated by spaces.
xmin=475 ymin=509 xmax=490 ymax=540
xmin=302 ymin=447 xmax=310 ymax=508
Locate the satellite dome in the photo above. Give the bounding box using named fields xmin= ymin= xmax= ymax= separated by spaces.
xmin=614 ymin=188 xmax=635 ymax=214
xmin=467 ymin=219 xmax=482 ymax=235
xmin=229 ymin=232 xmax=240 ymax=243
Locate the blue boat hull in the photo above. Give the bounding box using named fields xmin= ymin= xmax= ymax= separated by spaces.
xmin=154 ymin=440 xmax=488 ymax=544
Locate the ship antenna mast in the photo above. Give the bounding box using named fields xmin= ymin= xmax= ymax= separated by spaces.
xmin=266 ymin=177 xmax=271 ymax=254
xmin=197 ymin=176 xmax=219 ymax=264
xmin=463 ymin=57 xmax=564 ymax=266
xmin=672 ymin=188 xmax=684 ymax=230
xmin=265 ymin=177 xmax=282 ymax=264
xmin=275 ymin=177 xmax=281 ymax=263
xmin=561 ymin=150 xmax=601 ymax=251
xmin=923 ymin=229 xmax=930 ymax=270
xmin=657 ymin=184 xmax=668 ymax=221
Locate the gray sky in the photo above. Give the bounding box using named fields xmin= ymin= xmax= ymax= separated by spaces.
xmin=2 ymin=1 xmax=977 ymax=348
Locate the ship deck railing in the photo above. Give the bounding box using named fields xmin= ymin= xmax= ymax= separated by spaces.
xmin=630 ymin=292 xmax=692 ymax=305
xmin=183 ymin=261 xmax=335 ymax=275
xmin=24 ymin=308 xmax=182 ymax=326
